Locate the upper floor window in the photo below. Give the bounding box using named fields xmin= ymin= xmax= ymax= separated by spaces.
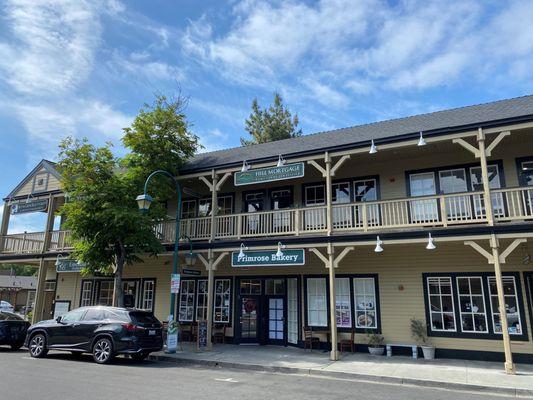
xmin=354 ymin=179 xmax=377 ymax=202
xmin=439 ymin=168 xmax=467 ymax=194
xmin=181 ymin=200 xmax=197 ymax=219
xmin=305 ymin=185 xmax=325 ymax=206
xmin=198 ymin=195 xmax=233 ymax=217
xmin=520 ymin=160 xmax=533 ymax=186
xmin=332 ymin=182 xmax=350 ymax=204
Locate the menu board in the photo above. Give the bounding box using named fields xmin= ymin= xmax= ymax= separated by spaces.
xmin=197 ymin=320 xmax=207 ymax=350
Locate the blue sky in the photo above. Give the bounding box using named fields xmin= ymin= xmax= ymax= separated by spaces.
xmin=1 ymin=0 xmax=533 ymax=232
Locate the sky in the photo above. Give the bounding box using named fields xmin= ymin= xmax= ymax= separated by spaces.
xmin=1 ymin=0 xmax=533 ymax=233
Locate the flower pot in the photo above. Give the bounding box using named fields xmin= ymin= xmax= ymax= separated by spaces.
xmin=421 ymin=346 xmax=435 ymax=360
xmin=368 ymin=346 xmax=384 ymax=356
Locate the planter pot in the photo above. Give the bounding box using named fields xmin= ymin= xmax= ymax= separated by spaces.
xmin=368 ymin=346 xmax=384 ymax=356
xmin=421 ymin=346 xmax=435 ymax=360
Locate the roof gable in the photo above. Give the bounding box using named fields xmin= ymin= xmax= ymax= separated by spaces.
xmin=5 ymin=160 xmax=62 ymax=200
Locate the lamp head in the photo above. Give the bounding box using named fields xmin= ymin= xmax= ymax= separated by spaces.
xmin=369 ymin=140 xmax=378 ymax=154
xmin=136 ymin=194 xmax=153 ymax=213
xmin=374 ymin=236 xmax=383 ymax=253
xmin=241 ymin=160 xmax=250 ymax=172
xmin=276 ymin=155 xmax=286 ymax=168
xmin=426 ymin=233 xmax=436 ymax=250
xmin=276 ymin=242 xmax=285 ymax=258
xmin=418 ymin=131 xmax=427 ymax=147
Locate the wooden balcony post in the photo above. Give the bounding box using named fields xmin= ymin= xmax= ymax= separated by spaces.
xmin=439 ymin=195 xmax=448 ymax=227
xmin=325 ymin=152 xmax=333 ymax=236
xmin=362 ymin=202 xmax=368 ymax=231
xmin=477 ymin=129 xmax=495 ymax=226
xmin=42 ymin=194 xmax=55 ymax=252
xmin=295 ymin=208 xmax=300 ymax=236
xmin=210 ymin=170 xmax=218 ymax=243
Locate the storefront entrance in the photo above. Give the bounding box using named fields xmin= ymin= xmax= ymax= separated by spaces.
xmin=236 ymin=277 xmax=299 ymax=346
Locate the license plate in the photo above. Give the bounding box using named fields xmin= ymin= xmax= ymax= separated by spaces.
xmin=148 ymin=330 xmax=156 ymax=336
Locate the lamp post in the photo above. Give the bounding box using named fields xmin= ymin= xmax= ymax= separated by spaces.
xmin=136 ymin=170 xmax=182 ymax=353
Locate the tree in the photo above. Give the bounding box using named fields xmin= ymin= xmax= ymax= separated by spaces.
xmin=241 ymin=92 xmax=302 ymax=146
xmin=58 ymin=95 xmax=200 ymax=307
xmin=0 ymin=264 xmax=37 ymax=276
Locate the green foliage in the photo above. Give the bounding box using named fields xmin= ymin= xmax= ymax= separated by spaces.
xmin=410 ymin=317 xmax=430 ymax=345
xmin=0 ymin=264 xmax=38 ymax=276
xmin=366 ymin=331 xmax=385 ymax=347
xmin=241 ymin=92 xmax=302 ymax=146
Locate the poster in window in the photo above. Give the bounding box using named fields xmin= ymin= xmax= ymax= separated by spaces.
xmin=336 ymin=300 xmax=351 ymax=327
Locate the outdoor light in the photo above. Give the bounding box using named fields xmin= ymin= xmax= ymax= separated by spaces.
xmin=135 ymin=194 xmax=153 ymax=212
xmin=241 ymin=160 xmax=251 ymax=172
xmin=369 ymin=140 xmax=378 ymax=154
xmin=185 ymin=251 xmax=197 ymax=266
xmin=418 ymin=131 xmax=427 ymax=147
xmin=374 ymin=236 xmax=383 ymax=253
xmin=276 ymin=155 xmax=286 ymax=167
xmin=238 ymin=243 xmax=248 ymax=258
xmin=426 ymin=233 xmax=436 ymax=250
xmin=276 ymin=242 xmax=286 ymax=258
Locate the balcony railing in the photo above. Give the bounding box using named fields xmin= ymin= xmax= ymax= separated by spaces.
xmin=2 ymin=187 xmax=532 ymax=254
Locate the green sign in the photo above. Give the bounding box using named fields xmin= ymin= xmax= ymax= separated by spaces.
xmin=11 ymin=199 xmax=48 ymax=214
xmin=56 ymin=259 xmax=84 ymax=273
xmin=234 ymin=162 xmax=305 ymax=186
xmin=232 ymin=249 xmax=305 ymax=267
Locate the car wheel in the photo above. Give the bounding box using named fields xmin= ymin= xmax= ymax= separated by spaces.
xmin=131 ymin=352 xmax=149 ymax=361
xmin=29 ymin=334 xmax=48 ymax=358
xmin=10 ymin=342 xmax=23 ymax=351
xmin=92 ymin=337 xmax=114 ymax=364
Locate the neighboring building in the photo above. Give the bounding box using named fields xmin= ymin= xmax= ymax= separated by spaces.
xmin=1 ymin=95 xmax=533 ymax=372
xmin=0 ymin=275 xmax=37 ymax=312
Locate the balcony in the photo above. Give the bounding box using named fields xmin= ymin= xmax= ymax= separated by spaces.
xmin=154 ymin=186 xmax=533 ymax=243
xmin=1 ymin=230 xmax=73 ymax=254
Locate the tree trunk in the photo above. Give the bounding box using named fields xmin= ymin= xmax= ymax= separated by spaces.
xmin=113 ymin=241 xmax=125 ymax=308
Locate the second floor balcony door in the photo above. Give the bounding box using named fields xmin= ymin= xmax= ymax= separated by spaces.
xmin=271 ymin=189 xmax=293 ymax=233
xmin=410 ymin=172 xmax=438 ymax=224
xmin=439 ymin=168 xmax=471 ymax=222
xmin=244 ymin=191 xmax=265 ymax=235
xmin=470 ymin=165 xmax=503 ymax=218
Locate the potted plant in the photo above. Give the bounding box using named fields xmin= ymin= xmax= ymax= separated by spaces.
xmin=410 ymin=318 xmax=435 ymax=360
xmin=366 ymin=331 xmax=385 ymax=355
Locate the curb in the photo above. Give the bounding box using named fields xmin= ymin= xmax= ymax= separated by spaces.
xmin=149 ymin=354 xmax=533 ymax=398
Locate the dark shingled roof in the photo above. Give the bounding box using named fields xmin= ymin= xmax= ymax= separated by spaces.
xmin=182 ymin=94 xmax=533 ymax=173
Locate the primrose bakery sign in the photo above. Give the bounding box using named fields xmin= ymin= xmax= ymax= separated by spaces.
xmin=232 ymin=249 xmax=305 ymax=267
xmin=234 ymin=162 xmax=305 ymax=186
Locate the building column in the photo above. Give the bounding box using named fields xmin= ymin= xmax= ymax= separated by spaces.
xmin=43 ymin=195 xmax=56 ymax=252
xmin=0 ymin=202 xmax=11 ymax=252
xmin=205 ymin=250 xmax=215 ymax=350
xmin=490 ymin=235 xmax=515 ymax=374
xmin=477 ymin=129 xmax=495 ymax=226
xmin=325 ymin=152 xmax=333 ymax=236
xmin=32 ymin=258 xmax=47 ymax=323
xmin=326 ymin=243 xmax=338 ymax=360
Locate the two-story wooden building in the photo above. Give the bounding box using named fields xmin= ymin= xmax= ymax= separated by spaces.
xmin=1 ymin=95 xmax=533 ymax=372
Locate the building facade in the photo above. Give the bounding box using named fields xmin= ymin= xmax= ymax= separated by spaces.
xmin=1 ymin=96 xmax=533 ymax=372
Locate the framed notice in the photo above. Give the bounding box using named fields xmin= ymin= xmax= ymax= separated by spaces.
xmin=170 ymin=274 xmax=181 ymax=294
xmin=53 ymin=300 xmax=70 ymax=319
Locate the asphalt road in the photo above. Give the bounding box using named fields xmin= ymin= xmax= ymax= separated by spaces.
xmin=0 ymin=348 xmax=516 ymax=400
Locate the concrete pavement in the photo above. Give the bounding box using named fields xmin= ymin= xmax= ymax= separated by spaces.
xmin=151 ymin=344 xmax=533 ymax=398
xmin=0 ymin=348 xmax=520 ymax=400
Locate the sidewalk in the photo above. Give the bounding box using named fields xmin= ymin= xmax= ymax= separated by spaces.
xmin=151 ymin=344 xmax=533 ymax=397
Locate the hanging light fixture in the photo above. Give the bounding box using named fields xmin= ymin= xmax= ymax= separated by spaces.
xmin=426 ymin=233 xmax=436 ymax=250
xmin=374 ymin=236 xmax=383 ymax=253
xmin=418 ymin=131 xmax=427 ymax=147
xmin=238 ymin=243 xmax=248 ymax=259
xmin=276 ymin=242 xmax=286 ymax=258
xmin=276 ymin=155 xmax=286 ymax=167
xmin=241 ymin=160 xmax=250 ymax=172
xmin=369 ymin=140 xmax=378 ymax=154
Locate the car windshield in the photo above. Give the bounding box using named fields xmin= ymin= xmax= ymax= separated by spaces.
xmin=129 ymin=312 xmax=159 ymax=325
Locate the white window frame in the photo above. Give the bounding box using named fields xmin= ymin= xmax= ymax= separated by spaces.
xmin=306 ymin=278 xmax=327 ymax=327
xmin=335 ymin=278 xmax=352 ymax=328
xmin=438 ymin=168 xmax=468 ymax=194
xmin=178 ymin=280 xmax=195 ymax=322
xmin=98 ymin=281 xmax=114 ymax=306
xmin=196 ymin=279 xmax=208 ymax=321
xmin=353 ymin=277 xmax=377 ymax=329
xmin=487 ymin=276 xmax=523 ymax=336
xmin=305 ymin=185 xmax=325 ymax=206
xmin=80 ymin=281 xmax=93 ymax=307
xmin=456 ymin=276 xmax=488 ymax=333
xmin=181 ymin=199 xmax=197 ymax=219
xmin=426 ymin=277 xmax=457 ymax=332
xmin=141 ymin=279 xmax=155 ymax=311
xmin=214 ymin=279 xmax=231 ymax=323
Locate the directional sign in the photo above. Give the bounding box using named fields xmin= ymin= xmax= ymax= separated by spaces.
xmin=182 ymin=268 xmax=201 ymax=276
xmin=234 ymin=162 xmax=304 ymax=186
xmin=11 ymin=199 xmax=48 ymax=214
xmin=231 ymin=249 xmax=305 ymax=267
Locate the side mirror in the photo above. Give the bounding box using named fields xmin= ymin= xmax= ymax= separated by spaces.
xmin=56 ymin=316 xmax=63 ymax=324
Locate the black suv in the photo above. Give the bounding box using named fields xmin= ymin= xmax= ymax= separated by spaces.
xmin=25 ymin=306 xmax=163 ymax=364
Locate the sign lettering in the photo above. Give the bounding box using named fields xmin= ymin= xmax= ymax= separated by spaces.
xmin=231 ymin=249 xmax=305 ymax=267
xmin=11 ymin=199 xmax=48 ymax=214
xmin=234 ymin=162 xmax=304 ymax=186
xmin=55 ymin=259 xmax=84 ymax=273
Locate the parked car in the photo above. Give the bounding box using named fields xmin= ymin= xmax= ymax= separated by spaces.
xmin=0 ymin=311 xmax=30 ymax=350
xmin=0 ymin=301 xmax=15 ymax=313
xmin=25 ymin=306 xmax=163 ymax=364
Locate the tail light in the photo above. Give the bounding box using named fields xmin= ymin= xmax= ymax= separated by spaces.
xmin=122 ymin=323 xmax=145 ymax=332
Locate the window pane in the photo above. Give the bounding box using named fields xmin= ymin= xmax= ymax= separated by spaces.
xmin=307 ymin=278 xmax=327 ymax=327
xmin=426 ymin=277 xmax=456 ymax=332
xmin=456 ymin=277 xmax=488 ymax=333
xmin=335 ymin=278 xmax=352 ymax=328
xmin=487 ymin=276 xmax=522 ymax=335
xmin=354 ymin=277 xmax=377 ymax=329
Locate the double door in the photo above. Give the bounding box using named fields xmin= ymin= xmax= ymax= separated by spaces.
xmin=239 ymin=295 xmax=285 ymax=345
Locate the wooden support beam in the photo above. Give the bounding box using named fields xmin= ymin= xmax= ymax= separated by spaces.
xmin=199 ymin=176 xmax=214 ymax=191
xmin=333 ymin=246 xmax=354 ymax=268
xmin=215 ymin=172 xmax=231 ymax=192
xmin=485 ymin=131 xmax=511 ymax=157
xmin=307 ymin=160 xmax=326 ymax=177
xmin=499 ymin=238 xmax=527 ymax=264
xmin=212 ymin=252 xmax=228 ymax=270
xmin=452 ymin=138 xmax=480 ymax=158
xmin=309 ymin=247 xmax=329 ymax=266
xmin=330 ymin=155 xmax=350 ymax=177
xmin=464 ymin=241 xmax=494 ymax=264
xmin=197 ymin=253 xmax=209 ymax=269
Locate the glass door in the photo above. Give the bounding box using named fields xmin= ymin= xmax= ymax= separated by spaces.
xmin=439 ymin=168 xmax=470 ymax=221
xmin=409 ymin=172 xmax=438 ymax=223
xmin=470 ymin=165 xmax=503 ymax=218
xmin=271 ymin=189 xmax=293 ymax=233
xmin=520 ymin=161 xmax=533 ymax=215
xmin=244 ymin=192 xmax=265 ymax=234
xmin=267 ymin=298 xmax=285 ymax=343
xmin=304 ymin=185 xmax=326 ymax=230
xmin=354 ymin=179 xmax=378 ymax=227
xmin=240 ymin=297 xmax=260 ymax=342
xmin=332 ymin=182 xmax=351 ymax=229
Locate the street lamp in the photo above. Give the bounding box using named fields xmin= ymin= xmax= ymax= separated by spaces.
xmin=181 ymin=235 xmax=197 ymax=267
xmin=137 ymin=170 xmax=181 ymax=353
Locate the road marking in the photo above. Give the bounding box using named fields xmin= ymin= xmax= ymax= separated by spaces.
xmin=214 ymin=378 xmax=239 ymax=383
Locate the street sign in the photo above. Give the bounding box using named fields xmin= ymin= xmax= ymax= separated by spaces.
xmin=11 ymin=199 xmax=48 ymax=214
xmin=234 ymin=162 xmax=304 ymax=186
xmin=55 ymin=259 xmax=84 ymax=273
xmin=182 ymin=268 xmax=201 ymax=276
xmin=231 ymin=249 xmax=305 ymax=267
xmin=170 ymin=274 xmax=181 ymax=294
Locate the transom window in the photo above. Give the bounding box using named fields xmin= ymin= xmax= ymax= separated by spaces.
xmin=240 ymin=279 xmax=261 ymax=295
xmin=427 ymin=277 xmax=456 ymax=332
xmin=265 ymin=279 xmax=285 ymax=295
